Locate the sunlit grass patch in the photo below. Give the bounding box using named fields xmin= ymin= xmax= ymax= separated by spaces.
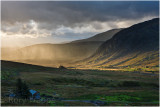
xmin=97 ymin=95 xmax=141 ymax=102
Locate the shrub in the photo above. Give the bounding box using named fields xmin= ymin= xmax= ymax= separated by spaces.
xmin=119 ymin=81 xmax=140 ymax=87
xmin=51 ymin=77 xmax=109 ymax=87
xmin=59 ymin=65 xmax=67 ymax=69
xmin=16 ymin=78 xmax=30 ymax=99
xmin=149 ymin=83 xmax=159 ymax=88
xmin=33 ymin=82 xmax=42 ymax=85
xmin=136 ymin=68 xmax=142 ymax=71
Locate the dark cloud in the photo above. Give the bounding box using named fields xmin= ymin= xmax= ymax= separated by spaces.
xmin=1 ymin=1 xmax=159 ymax=40
xmin=2 ymin=1 xmax=159 ymax=25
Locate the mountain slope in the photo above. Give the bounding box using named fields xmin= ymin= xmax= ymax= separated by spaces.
xmin=1 ymin=60 xmax=57 ymax=80
xmin=2 ymin=29 xmax=121 ymax=67
xmin=1 ymin=60 xmax=56 ymax=71
xmin=71 ymin=29 xmax=122 ymax=43
xmin=80 ymin=18 xmax=159 ymax=68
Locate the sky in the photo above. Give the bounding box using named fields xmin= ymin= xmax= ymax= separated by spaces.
xmin=1 ymin=1 xmax=159 ymax=47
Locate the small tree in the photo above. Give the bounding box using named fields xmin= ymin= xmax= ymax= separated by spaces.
xmin=59 ymin=65 xmax=66 ymax=69
xmin=16 ymin=78 xmax=30 ymax=99
xmin=22 ymin=82 xmax=30 ymax=99
xmin=16 ymin=78 xmax=23 ymax=97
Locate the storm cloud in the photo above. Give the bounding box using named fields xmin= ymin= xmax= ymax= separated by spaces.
xmin=1 ymin=1 xmax=159 ymax=40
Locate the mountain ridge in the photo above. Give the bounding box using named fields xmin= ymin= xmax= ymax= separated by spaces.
xmin=1 ymin=28 xmax=122 ymax=67
xmin=78 ymin=18 xmax=159 ymax=68
xmin=71 ymin=28 xmax=122 ymax=43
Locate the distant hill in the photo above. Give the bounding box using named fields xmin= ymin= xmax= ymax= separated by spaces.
xmin=2 ymin=29 xmax=121 ymax=67
xmin=71 ymin=29 xmax=122 ymax=43
xmin=80 ymin=18 xmax=159 ymax=68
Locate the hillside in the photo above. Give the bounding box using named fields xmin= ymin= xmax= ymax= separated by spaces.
xmin=2 ymin=42 xmax=102 ymax=66
xmin=1 ymin=60 xmax=56 ymax=70
xmin=1 ymin=60 xmax=58 ymax=80
xmin=78 ymin=18 xmax=159 ymax=68
xmin=2 ymin=29 xmax=121 ymax=67
xmin=71 ymin=29 xmax=122 ymax=43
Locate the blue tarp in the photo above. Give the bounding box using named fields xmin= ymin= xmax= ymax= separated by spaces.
xmin=9 ymin=93 xmax=15 ymax=97
xmin=29 ymin=89 xmax=37 ymax=95
xmin=29 ymin=89 xmax=40 ymax=99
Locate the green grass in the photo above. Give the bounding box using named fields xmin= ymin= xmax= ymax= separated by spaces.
xmin=71 ymin=91 xmax=159 ymax=105
xmin=1 ymin=61 xmax=159 ymax=106
xmin=123 ymin=66 xmax=159 ymax=72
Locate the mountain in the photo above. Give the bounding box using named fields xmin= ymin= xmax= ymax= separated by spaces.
xmin=2 ymin=29 xmax=121 ymax=67
xmin=71 ymin=29 xmax=122 ymax=43
xmin=80 ymin=18 xmax=159 ymax=68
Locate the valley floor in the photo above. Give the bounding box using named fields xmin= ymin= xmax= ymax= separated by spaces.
xmin=1 ymin=61 xmax=159 ymax=106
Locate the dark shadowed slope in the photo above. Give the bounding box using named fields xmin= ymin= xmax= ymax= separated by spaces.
xmin=1 ymin=60 xmax=58 ymax=80
xmin=1 ymin=60 xmax=57 ymax=71
xmin=80 ymin=18 xmax=159 ymax=68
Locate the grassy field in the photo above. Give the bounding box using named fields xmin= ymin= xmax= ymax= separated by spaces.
xmin=1 ymin=60 xmax=159 ymax=106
